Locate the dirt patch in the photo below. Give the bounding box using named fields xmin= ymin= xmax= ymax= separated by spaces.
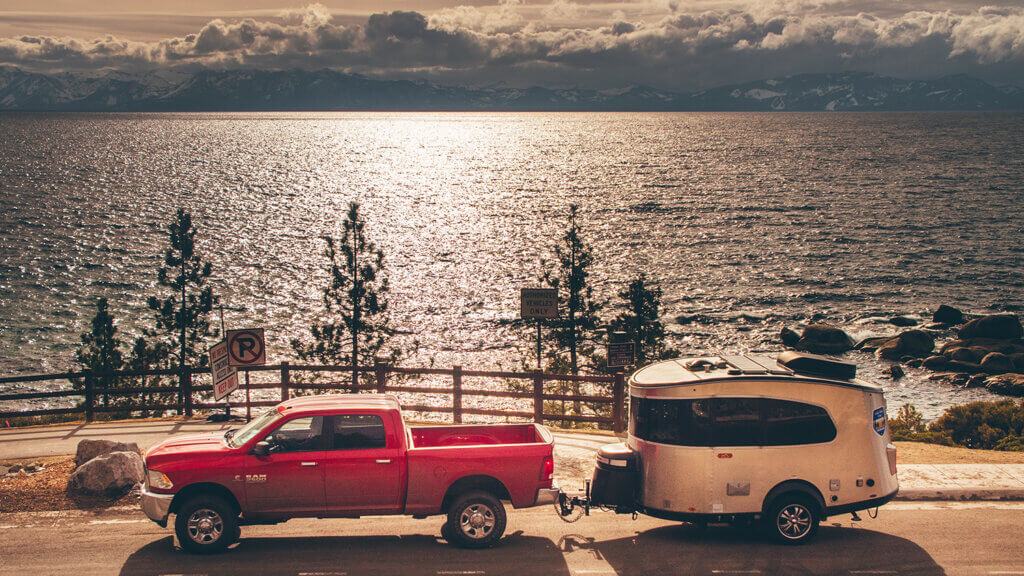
xmin=0 ymin=456 xmax=137 ymax=513
xmin=895 ymin=441 xmax=1024 ymax=464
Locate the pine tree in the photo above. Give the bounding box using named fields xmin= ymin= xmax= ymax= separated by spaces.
xmin=146 ymin=208 xmax=218 ymax=369
xmin=610 ymin=274 xmax=676 ymax=365
xmin=292 ymin=202 xmax=396 ymax=390
xmin=541 ymin=205 xmax=603 ymax=376
xmin=75 ymin=297 xmax=125 ymax=402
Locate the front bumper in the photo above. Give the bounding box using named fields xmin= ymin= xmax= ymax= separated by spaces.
xmin=140 ymin=486 xmax=174 ymax=527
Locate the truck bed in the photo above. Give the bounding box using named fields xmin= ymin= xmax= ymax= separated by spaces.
xmin=409 ymin=423 xmax=548 ymax=448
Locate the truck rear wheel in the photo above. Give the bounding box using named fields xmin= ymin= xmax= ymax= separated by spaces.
xmin=765 ymin=495 xmax=819 ymax=545
xmin=445 ymin=491 xmax=506 ymax=549
xmin=174 ymin=495 xmax=239 ymax=554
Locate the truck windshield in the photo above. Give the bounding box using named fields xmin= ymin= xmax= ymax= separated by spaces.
xmin=226 ymin=409 xmax=281 ymax=448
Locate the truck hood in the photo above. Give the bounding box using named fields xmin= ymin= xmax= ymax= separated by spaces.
xmin=144 ymin=432 xmax=232 ymax=465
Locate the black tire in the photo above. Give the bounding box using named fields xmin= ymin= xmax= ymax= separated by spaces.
xmin=444 ymin=491 xmax=507 ymax=549
xmin=174 ymin=495 xmax=239 ymax=554
xmin=765 ymin=495 xmax=820 ymax=545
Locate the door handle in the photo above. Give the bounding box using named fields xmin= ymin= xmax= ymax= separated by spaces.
xmin=300 ymin=461 xmax=319 ymax=467
xmin=375 ymin=459 xmax=392 ymax=464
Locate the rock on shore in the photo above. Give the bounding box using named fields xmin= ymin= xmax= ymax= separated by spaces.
xmin=67 ymin=451 xmax=144 ymax=496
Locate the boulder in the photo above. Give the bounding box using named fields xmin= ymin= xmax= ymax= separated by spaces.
xmin=779 ymin=327 xmax=801 ymax=347
xmin=889 ymin=315 xmax=919 ymax=327
xmin=68 ymin=451 xmax=144 ymax=496
xmin=923 ymin=355 xmax=950 ymax=370
xmin=874 ymin=330 xmax=935 ymax=360
xmin=795 ymin=324 xmax=854 ymax=354
xmin=74 ymin=439 xmax=140 ymax=468
xmin=905 ymin=359 xmax=924 ymax=368
xmin=965 ymin=374 xmax=990 ymax=388
xmin=959 ymin=314 xmax=1023 ymax=340
xmin=0 ymin=465 xmax=9 ymax=476
xmin=923 ymin=322 xmax=952 ymax=331
xmin=985 ymin=374 xmax=1024 ymax=397
xmin=933 ymin=305 xmax=964 ymax=325
xmin=980 ymin=352 xmax=1015 ymax=374
xmin=854 ymin=336 xmax=892 ymax=352
xmin=885 ymin=365 xmax=905 ymax=380
xmin=1012 ymin=353 xmax=1024 ymax=372
xmin=947 ymin=347 xmax=977 ymax=363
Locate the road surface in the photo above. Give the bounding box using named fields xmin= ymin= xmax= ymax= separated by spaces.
xmin=1 ymin=502 xmax=1022 ymax=576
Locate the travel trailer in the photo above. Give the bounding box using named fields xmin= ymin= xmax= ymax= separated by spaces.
xmin=561 ymin=351 xmax=898 ymax=544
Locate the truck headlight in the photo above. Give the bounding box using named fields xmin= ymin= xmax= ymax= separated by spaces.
xmin=147 ymin=470 xmax=173 ymax=490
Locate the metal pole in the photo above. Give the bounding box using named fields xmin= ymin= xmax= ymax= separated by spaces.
xmin=536 ymin=319 xmax=542 ymax=371
xmin=245 ymin=370 xmax=252 ymax=422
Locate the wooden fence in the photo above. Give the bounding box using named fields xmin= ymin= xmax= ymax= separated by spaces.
xmin=0 ymin=363 xmax=627 ymax=433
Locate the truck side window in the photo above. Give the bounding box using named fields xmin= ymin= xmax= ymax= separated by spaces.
xmin=763 ymin=399 xmax=836 ymax=445
xmin=331 ymin=414 xmax=387 ymax=450
xmin=268 ymin=416 xmax=325 ymax=452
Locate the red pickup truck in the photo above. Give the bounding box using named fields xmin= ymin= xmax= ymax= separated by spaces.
xmin=141 ymin=394 xmax=557 ymax=553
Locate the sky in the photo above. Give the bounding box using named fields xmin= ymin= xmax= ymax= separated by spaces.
xmin=1 ymin=0 xmax=1023 ymax=91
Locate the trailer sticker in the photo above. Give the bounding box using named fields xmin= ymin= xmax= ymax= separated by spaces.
xmin=873 ymin=408 xmax=886 ymax=436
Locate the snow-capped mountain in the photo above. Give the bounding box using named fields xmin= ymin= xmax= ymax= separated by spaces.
xmin=0 ymin=67 xmax=1020 ymax=111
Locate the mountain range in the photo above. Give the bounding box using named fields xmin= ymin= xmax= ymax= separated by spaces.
xmin=1 ymin=67 xmax=1022 ymax=112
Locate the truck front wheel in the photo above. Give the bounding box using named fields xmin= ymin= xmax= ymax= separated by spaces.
xmin=174 ymin=495 xmax=239 ymax=554
xmin=445 ymin=491 xmax=507 ymax=549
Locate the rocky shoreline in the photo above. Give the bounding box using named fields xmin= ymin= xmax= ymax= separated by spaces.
xmin=781 ymin=307 xmax=1024 ymax=397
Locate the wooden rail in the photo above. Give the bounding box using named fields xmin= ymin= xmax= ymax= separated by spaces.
xmin=0 ymin=363 xmax=627 ymax=433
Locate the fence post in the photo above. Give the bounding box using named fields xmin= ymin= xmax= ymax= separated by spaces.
xmin=84 ymin=371 xmax=95 ymax=422
xmin=612 ymin=372 xmax=625 ymax=434
xmin=181 ymin=366 xmax=193 ymax=418
xmin=281 ymin=361 xmax=290 ymax=402
xmin=533 ymin=371 xmax=544 ymax=424
xmin=452 ymin=365 xmax=463 ymax=424
xmin=375 ymin=360 xmax=388 ymax=394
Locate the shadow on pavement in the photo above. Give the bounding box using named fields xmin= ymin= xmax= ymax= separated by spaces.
xmin=575 ymin=522 xmax=945 ymax=576
xmin=120 ymin=532 xmax=569 ymax=576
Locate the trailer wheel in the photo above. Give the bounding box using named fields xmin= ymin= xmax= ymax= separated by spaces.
xmin=174 ymin=495 xmax=238 ymax=554
xmin=765 ymin=495 xmax=819 ymax=545
xmin=445 ymin=491 xmax=507 ymax=549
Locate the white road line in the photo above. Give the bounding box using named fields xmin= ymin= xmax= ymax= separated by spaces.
xmin=298 ymin=572 xmax=347 ymax=576
xmin=850 ymin=571 xmax=897 ymax=574
xmin=712 ymin=571 xmax=762 ymax=574
xmin=989 ymin=572 xmax=1024 ymax=575
xmin=88 ymin=519 xmax=148 ymax=525
xmin=885 ymin=502 xmax=1024 ymax=510
xmin=436 ymin=572 xmax=485 ymax=575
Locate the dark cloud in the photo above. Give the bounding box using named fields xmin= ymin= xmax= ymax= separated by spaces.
xmin=0 ymin=3 xmax=1022 ymax=90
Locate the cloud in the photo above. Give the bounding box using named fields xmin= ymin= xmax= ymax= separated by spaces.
xmin=1 ymin=2 xmax=1022 ymax=90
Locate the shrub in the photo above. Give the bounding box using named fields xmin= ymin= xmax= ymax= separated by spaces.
xmin=929 ymin=399 xmax=1024 ymax=450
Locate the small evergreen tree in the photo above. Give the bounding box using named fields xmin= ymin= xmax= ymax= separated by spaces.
xmin=609 ymin=274 xmax=676 ymax=365
xmin=75 ymin=297 xmax=125 ymax=404
xmin=541 ymin=205 xmax=603 ymax=376
xmin=292 ymin=202 xmax=396 ymax=390
xmin=146 ymin=208 xmax=218 ymax=369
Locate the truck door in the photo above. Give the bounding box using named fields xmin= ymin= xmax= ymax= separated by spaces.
xmin=243 ymin=415 xmax=326 ymax=516
xmin=323 ymin=413 xmax=403 ymax=515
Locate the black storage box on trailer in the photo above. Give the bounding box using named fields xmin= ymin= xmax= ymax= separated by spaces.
xmin=590 ymin=443 xmax=638 ymax=512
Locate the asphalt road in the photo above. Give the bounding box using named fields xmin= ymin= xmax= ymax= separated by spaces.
xmin=2 ymin=502 xmax=1023 ymax=576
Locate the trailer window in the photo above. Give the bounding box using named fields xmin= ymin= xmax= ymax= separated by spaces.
xmin=763 ymin=399 xmax=836 ymax=445
xmin=712 ymin=398 xmax=761 ymax=446
xmin=631 ymin=396 xmax=836 ymax=447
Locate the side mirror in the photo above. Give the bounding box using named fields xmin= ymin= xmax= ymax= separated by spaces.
xmin=252 ymin=441 xmax=271 ymax=457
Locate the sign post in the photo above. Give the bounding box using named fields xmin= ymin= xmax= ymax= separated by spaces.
xmin=520 ymin=288 xmax=558 ymax=370
xmin=226 ymin=328 xmax=266 ymax=422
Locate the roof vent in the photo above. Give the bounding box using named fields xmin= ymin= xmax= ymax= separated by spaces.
xmin=777 ymin=351 xmax=857 ymax=380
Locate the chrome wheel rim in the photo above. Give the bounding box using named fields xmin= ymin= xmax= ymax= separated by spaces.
xmin=459 ymin=503 xmax=496 ymax=539
xmin=776 ymin=504 xmax=812 ymax=540
xmin=186 ymin=508 xmax=224 ymax=545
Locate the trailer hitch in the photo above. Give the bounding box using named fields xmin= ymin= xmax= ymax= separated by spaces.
xmin=555 ymin=480 xmax=590 ymax=523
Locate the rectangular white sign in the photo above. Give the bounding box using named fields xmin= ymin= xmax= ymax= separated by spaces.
xmin=209 ymin=341 xmax=239 ymax=401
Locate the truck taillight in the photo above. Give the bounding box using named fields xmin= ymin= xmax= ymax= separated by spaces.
xmin=541 ymin=456 xmax=554 ymax=481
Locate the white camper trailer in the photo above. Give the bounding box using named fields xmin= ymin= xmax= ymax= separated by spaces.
xmin=581 ymin=351 xmax=898 ymax=544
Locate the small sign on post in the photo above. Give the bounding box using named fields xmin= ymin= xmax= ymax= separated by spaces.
xmin=607 ymin=342 xmax=636 ymax=369
xmin=209 ymin=340 xmax=239 ymax=401
xmin=520 ymin=288 xmax=558 ymax=319
xmin=521 ymin=288 xmax=557 ymax=370
xmin=226 ymin=328 xmax=266 ymax=367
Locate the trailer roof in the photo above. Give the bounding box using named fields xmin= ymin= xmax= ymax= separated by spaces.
xmin=630 ymin=354 xmax=881 ymax=392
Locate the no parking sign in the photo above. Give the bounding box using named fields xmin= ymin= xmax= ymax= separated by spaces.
xmin=226 ymin=328 xmax=266 ymax=367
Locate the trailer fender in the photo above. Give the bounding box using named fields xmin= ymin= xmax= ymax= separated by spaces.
xmin=762 ymin=480 xmax=826 ymax=517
